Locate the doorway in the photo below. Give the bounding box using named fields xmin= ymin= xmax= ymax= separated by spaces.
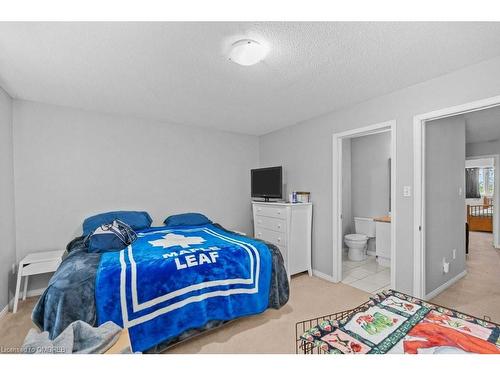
xmin=332 ymin=120 xmax=397 ymax=292
xmin=465 ymin=155 xmax=498 ymax=247
xmin=414 ymin=95 xmax=500 ymax=299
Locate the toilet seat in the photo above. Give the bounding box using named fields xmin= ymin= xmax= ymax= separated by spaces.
xmin=345 ymin=233 xmax=368 ymax=242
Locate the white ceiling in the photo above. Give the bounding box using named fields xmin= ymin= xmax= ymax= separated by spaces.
xmin=465 ymin=105 xmax=500 ymax=144
xmin=2 ymin=22 xmax=500 ymax=135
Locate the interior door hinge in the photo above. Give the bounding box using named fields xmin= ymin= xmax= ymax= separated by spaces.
xmin=419 ymin=225 xmax=422 ymax=231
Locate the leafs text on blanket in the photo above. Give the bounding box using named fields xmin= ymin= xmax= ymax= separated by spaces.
xmin=174 ymin=252 xmax=219 ymax=270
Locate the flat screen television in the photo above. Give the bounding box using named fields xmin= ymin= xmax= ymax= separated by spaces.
xmin=251 ymin=166 xmax=282 ymax=201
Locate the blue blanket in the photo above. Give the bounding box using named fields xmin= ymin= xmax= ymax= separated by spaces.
xmin=32 ymin=224 xmax=288 ymax=351
xmin=95 ymin=224 xmax=272 ymax=352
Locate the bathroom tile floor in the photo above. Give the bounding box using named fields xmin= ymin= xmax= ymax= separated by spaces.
xmin=341 ymin=254 xmax=390 ymax=294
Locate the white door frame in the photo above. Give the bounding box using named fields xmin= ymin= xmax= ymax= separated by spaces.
xmin=465 ymin=154 xmax=500 ymax=249
xmin=332 ymin=120 xmax=397 ymax=289
xmin=413 ymin=95 xmax=500 ymax=299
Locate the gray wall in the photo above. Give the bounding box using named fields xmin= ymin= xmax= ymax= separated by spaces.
xmin=425 ymin=116 xmax=466 ymax=295
xmin=13 ymin=100 xmax=259 ymax=291
xmin=341 ymin=138 xmax=352 ymax=239
xmin=260 ymin=55 xmax=500 ymax=294
xmin=0 ymin=87 xmax=16 ymax=312
xmin=341 ymin=132 xmax=391 ymax=243
xmin=351 ymin=131 xmax=391 ymax=222
xmin=466 ymin=139 xmax=500 ymax=157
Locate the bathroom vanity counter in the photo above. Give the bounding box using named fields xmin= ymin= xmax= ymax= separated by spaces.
xmin=375 ymin=217 xmax=391 ymax=267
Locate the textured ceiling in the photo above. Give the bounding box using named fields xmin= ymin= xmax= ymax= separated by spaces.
xmin=2 ymin=22 xmax=500 ymax=135
xmin=465 ymin=105 xmax=500 ymax=144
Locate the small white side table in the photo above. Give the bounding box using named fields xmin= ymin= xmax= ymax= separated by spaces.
xmin=13 ymin=250 xmax=64 ymax=313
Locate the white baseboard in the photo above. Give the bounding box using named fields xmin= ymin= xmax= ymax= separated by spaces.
xmin=425 ymin=270 xmax=467 ymax=300
xmin=24 ymin=287 xmax=46 ymax=299
xmin=312 ymin=269 xmax=337 ymax=283
xmin=1 ymin=287 xmax=46 ymax=316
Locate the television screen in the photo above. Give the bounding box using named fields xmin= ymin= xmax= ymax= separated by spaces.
xmin=251 ymin=166 xmax=282 ymax=199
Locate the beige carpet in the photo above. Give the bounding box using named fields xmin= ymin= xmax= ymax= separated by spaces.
xmin=0 ymin=294 xmax=38 ymax=352
xmin=1 ymin=232 xmax=498 ymax=353
xmin=430 ymin=231 xmax=500 ymax=323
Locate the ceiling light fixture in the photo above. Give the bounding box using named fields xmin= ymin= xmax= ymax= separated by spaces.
xmin=228 ymin=39 xmax=268 ymax=66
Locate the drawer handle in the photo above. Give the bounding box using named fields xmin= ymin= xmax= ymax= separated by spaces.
xmin=277 ymin=211 xmax=281 ymax=215
xmin=257 ymin=220 xmax=262 ymax=224
xmin=277 ymin=224 xmax=281 ymax=229
xmin=257 ymin=232 xmax=262 ymax=237
xmin=277 ymin=238 xmax=281 ymax=242
xmin=257 ymin=208 xmax=262 ymax=211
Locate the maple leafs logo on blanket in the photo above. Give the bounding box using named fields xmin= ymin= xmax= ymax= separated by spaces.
xmin=148 ymin=233 xmax=206 ymax=249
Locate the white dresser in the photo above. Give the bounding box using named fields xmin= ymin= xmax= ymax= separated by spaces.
xmin=252 ymin=202 xmax=312 ymax=278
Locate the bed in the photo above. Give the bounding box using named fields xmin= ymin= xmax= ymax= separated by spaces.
xmin=32 ymin=215 xmax=289 ymax=353
xmin=467 ymin=196 xmax=493 ymax=232
xmin=296 ymin=290 xmax=500 ymax=354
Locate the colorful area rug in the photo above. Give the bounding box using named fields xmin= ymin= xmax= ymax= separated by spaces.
xmin=300 ymin=290 xmax=500 ymax=354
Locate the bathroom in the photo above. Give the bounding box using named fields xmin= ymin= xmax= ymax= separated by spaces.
xmin=341 ymin=130 xmax=392 ymax=293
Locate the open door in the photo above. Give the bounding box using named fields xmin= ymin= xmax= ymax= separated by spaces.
xmin=424 ymin=116 xmax=466 ymax=297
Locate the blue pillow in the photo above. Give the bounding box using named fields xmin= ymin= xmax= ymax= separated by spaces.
xmin=163 ymin=213 xmax=212 ymax=227
xmin=86 ymin=220 xmax=137 ymax=253
xmin=82 ymin=211 xmax=152 ymax=236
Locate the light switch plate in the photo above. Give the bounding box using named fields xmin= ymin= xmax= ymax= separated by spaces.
xmin=403 ymin=186 xmax=412 ymax=197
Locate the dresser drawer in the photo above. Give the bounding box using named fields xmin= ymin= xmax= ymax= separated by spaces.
xmin=255 ymin=227 xmax=287 ymax=247
xmin=253 ymin=205 xmax=286 ymax=219
xmin=254 ymin=216 xmax=286 ymax=233
xmin=22 ymin=260 xmax=61 ymax=276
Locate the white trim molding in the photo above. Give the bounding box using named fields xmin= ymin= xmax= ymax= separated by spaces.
xmin=425 ymin=270 xmax=467 ymax=300
xmin=312 ymin=269 xmax=337 ymax=283
xmin=0 ymin=288 xmax=46 ymax=321
xmin=332 ymin=120 xmax=397 ymax=289
xmin=1 ymin=287 xmax=47 ymax=318
xmin=23 ymin=287 xmax=46 ymax=299
xmin=413 ymin=94 xmax=500 ymax=299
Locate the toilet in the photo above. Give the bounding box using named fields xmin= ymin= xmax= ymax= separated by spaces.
xmin=344 ymin=217 xmax=376 ymax=261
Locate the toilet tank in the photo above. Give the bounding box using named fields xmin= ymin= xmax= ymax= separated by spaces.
xmin=354 ymin=217 xmax=376 ymax=237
